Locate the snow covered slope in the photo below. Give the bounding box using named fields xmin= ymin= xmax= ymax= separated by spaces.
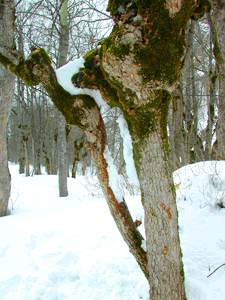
xmin=0 ymin=161 xmax=224 ymax=299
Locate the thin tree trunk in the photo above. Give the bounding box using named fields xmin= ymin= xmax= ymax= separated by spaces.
xmin=24 ymin=140 xmax=30 ymax=176
xmin=51 ymin=135 xmax=58 ymax=174
xmin=72 ymin=160 xmax=78 ymax=178
xmin=211 ymin=1 xmax=225 ymax=159
xmin=82 ymin=158 xmax=87 ymax=176
xmin=0 ymin=0 xmax=15 ymax=216
xmin=57 ymin=0 xmax=69 ymax=196
xmin=169 ymin=87 xmax=184 ymax=170
xmin=57 ymin=112 xmax=68 ymax=196
xmin=19 ymin=142 xmax=25 ymax=174
xmin=205 ymin=14 xmax=217 ymax=160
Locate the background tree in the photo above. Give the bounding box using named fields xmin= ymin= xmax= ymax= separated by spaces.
xmin=57 ymin=0 xmax=69 ymax=197
xmin=211 ymin=0 xmax=225 ymax=159
xmin=8 ymin=0 xmax=112 ymax=178
xmin=168 ymin=11 xmax=218 ymax=170
xmin=0 ymin=0 xmax=15 ymax=217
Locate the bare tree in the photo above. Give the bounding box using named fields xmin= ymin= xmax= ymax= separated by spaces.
xmin=0 ymin=0 xmax=15 ymax=216
xmin=168 ymin=12 xmax=218 ymax=169
xmin=57 ymin=0 xmax=69 ymax=197
xmin=211 ymin=0 xmax=225 ymax=159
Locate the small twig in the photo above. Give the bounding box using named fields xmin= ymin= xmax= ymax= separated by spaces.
xmin=207 ymin=263 xmax=225 ymax=278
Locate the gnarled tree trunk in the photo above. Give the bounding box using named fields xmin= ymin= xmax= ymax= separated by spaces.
xmin=0 ymin=0 xmax=211 ymax=297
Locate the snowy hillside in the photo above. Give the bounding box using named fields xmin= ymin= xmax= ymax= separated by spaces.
xmin=0 ymin=161 xmax=225 ymax=299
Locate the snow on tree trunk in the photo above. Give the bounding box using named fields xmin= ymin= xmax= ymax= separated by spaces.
xmin=0 ymin=0 xmax=15 ymax=217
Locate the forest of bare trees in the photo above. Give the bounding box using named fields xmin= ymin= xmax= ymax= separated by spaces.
xmin=7 ymin=1 xmax=225 ymax=177
xmin=1 ymin=0 xmax=225 ymax=299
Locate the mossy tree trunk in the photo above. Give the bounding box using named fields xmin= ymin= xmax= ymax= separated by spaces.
xmin=0 ymin=0 xmax=211 ymax=297
xmin=97 ymin=1 xmax=209 ymax=298
xmin=0 ymin=0 xmax=15 ymax=217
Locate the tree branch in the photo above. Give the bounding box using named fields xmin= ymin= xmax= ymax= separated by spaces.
xmin=0 ymin=46 xmax=148 ymax=278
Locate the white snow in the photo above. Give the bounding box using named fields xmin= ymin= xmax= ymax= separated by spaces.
xmin=174 ymin=161 xmax=225 ymax=300
xmin=55 ymin=58 xmax=85 ymax=94
xmin=103 ymin=145 xmax=124 ymax=203
xmin=0 ymin=161 xmax=225 ymax=299
xmin=141 ymin=240 xmax=147 ymax=252
xmin=55 ymin=58 xmax=106 ymax=108
xmin=117 ymin=114 xmax=140 ymax=188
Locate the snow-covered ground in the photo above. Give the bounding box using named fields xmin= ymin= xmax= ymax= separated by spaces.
xmin=0 ymin=161 xmax=225 ymax=299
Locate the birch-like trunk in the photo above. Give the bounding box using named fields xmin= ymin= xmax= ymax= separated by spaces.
xmin=0 ymin=0 xmax=15 ymax=216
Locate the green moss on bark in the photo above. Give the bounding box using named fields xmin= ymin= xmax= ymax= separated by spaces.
xmin=104 ymin=1 xmax=198 ymax=87
xmin=111 ymin=43 xmax=131 ymax=60
xmin=72 ymin=49 xmax=121 ymax=108
xmin=99 ymin=27 xmax=130 ymax=62
xmin=134 ymin=1 xmax=196 ymax=85
xmin=191 ymin=0 xmax=211 ymax=20
xmin=0 ymin=52 xmax=14 ymax=69
xmin=107 ymin=0 xmax=127 ymax=14
xmin=11 ymin=57 xmax=40 ymax=86
xmin=213 ymin=37 xmax=224 ymax=65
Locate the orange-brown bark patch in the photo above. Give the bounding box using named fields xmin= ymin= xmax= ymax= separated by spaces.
xmin=166 ymin=207 xmax=172 ymax=219
xmin=84 ymin=73 xmax=96 ymax=81
xmin=135 ymin=220 xmax=142 ymax=226
xmin=133 ymin=63 xmax=139 ymax=69
xmin=161 ymin=203 xmax=166 ymax=210
xmin=163 ymin=246 xmax=168 ymax=255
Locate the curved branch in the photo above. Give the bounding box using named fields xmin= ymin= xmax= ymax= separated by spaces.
xmin=0 ymin=46 xmax=148 ymax=278
xmin=84 ymin=112 xmax=149 ymax=279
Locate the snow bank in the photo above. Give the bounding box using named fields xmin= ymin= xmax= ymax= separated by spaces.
xmin=0 ymin=164 xmax=148 ymax=300
xmin=174 ymin=160 xmax=225 ymax=299
xmin=1 ymin=161 xmax=225 ymax=299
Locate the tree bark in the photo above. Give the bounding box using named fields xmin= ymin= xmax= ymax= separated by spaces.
xmin=0 ymin=0 xmax=15 ymax=216
xmin=168 ymin=86 xmax=184 ymax=170
xmin=136 ymin=130 xmax=184 ymax=298
xmin=211 ymin=0 xmax=225 ymax=159
xmin=57 ymin=0 xmax=69 ymax=197
xmin=57 ymin=111 xmax=68 ymax=196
